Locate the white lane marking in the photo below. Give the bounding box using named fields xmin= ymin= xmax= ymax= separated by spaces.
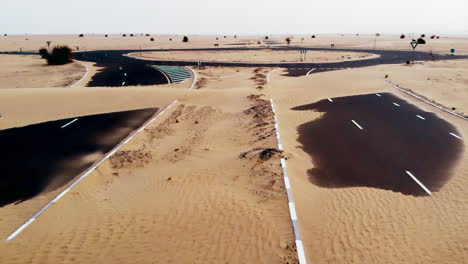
xmin=271 ymin=99 xmax=307 ymax=264
xmin=296 ymin=240 xmax=307 ymax=264
xmin=384 ymin=81 xmax=468 ymax=121
xmin=124 ymin=73 xmax=127 ymax=77
xmin=70 ymin=60 xmax=89 ymax=88
xmin=121 ymin=81 xmax=126 ymax=86
xmin=289 ymin=202 xmax=297 ymax=220
xmin=327 ymin=98 xmax=333 ymax=102
xmin=416 ymin=115 xmax=425 ymax=120
xmin=351 ymin=120 xmax=363 ymax=130
xmin=376 ymin=93 xmax=381 ymax=97
xmin=61 ymin=118 xmax=78 ymax=128
xmin=405 ymin=171 xmax=432 ymax=195
xmin=306 ymin=68 xmax=316 ymax=75
xmin=5 ymin=100 xmax=179 ymax=242
xmin=449 ymin=133 xmax=462 ymax=139
xmin=266 ymin=68 xmax=279 ymax=83
xmin=393 ymin=103 xmax=400 ymax=107
xmin=187 ymin=67 xmax=198 ymax=90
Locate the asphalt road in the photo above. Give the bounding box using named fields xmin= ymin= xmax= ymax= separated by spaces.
xmin=0 ymin=108 xmax=158 ymax=206
xmin=74 ymin=47 xmax=468 ymax=86
xmin=292 ymin=93 xmax=463 ymax=196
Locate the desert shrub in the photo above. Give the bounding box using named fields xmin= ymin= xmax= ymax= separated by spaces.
xmin=285 ymin=37 xmax=291 ymax=45
xmin=216 ymin=37 xmax=219 ymax=40
xmin=311 ymin=35 xmax=316 ymax=38
xmin=421 ymin=34 xmax=425 ymax=37
xmin=105 ymin=34 xmax=108 ymax=37
xmin=130 ymin=34 xmax=134 ymax=37
xmin=39 ymin=48 xmax=49 ymax=59
xmin=257 ymin=41 xmax=261 ymax=44
xmin=417 ymin=38 xmax=426 ymax=44
xmin=406 ymin=60 xmax=410 ymax=64
xmin=150 ymin=38 xmax=154 ymax=41
xmin=223 ymin=36 xmax=227 ymax=38
xmin=436 ymin=36 xmax=440 ymax=39
xmin=183 ymin=36 xmax=189 ymax=42
xmin=169 ymin=38 xmax=172 ymax=41
xmin=123 ymin=34 xmax=126 ymax=37
xmin=400 ymin=34 xmax=405 ymax=39
xmin=46 ymin=46 xmax=73 ymax=65
xmin=430 ymin=35 xmax=435 ymax=39
xmin=145 ymin=34 xmax=150 ymax=36
xmin=79 ymin=34 xmax=84 ymax=37
xmin=234 ymin=35 xmax=237 ymax=38
xmin=4 ymin=34 xmax=7 ymax=36
xmin=265 ymin=36 xmax=269 ymax=40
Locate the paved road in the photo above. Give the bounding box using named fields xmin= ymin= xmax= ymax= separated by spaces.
xmin=292 ymin=93 xmax=463 ymax=196
xmin=0 ymin=108 xmax=158 ymax=206
xmin=74 ymin=47 xmax=468 ymax=86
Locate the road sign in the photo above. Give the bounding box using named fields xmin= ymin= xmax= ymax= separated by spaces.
xmin=410 ymin=41 xmax=418 ymax=49
xmin=450 ymin=48 xmax=455 ymax=53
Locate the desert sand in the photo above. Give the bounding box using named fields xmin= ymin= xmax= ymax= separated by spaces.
xmin=131 ymin=49 xmax=379 ymax=63
xmin=0 ymin=55 xmax=86 ymax=88
xmin=0 ymin=34 xmax=467 ymax=263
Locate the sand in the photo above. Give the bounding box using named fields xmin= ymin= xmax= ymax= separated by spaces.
xmin=266 ymin=62 xmax=468 ymax=263
xmin=0 ymin=35 xmax=467 ymax=263
xmin=131 ymin=49 xmax=379 ymax=63
xmin=0 ymin=55 xmax=86 ymax=88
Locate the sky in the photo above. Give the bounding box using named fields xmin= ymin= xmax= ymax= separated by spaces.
xmin=1 ymin=0 xmax=467 ymax=35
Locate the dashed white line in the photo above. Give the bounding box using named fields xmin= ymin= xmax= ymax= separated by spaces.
xmin=5 ymin=100 xmax=179 ymax=242
xmin=61 ymin=118 xmax=78 ymax=128
xmin=376 ymin=93 xmax=381 ymax=97
xmin=270 ymin=99 xmax=307 ymax=264
xmin=416 ymin=115 xmax=425 ymax=120
xmin=449 ymin=133 xmax=462 ymax=139
xmin=121 ymin=81 xmax=126 ymax=86
xmin=124 ymin=73 xmax=127 ymax=77
xmin=351 ymin=120 xmax=363 ymax=130
xmin=393 ymin=103 xmax=400 ymax=107
xmin=405 ymin=171 xmax=432 ymax=195
xmin=327 ymin=98 xmax=333 ymax=102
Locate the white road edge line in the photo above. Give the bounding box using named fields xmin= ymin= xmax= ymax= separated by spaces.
xmin=449 ymin=133 xmax=462 ymax=139
xmin=267 ymin=68 xmax=279 ymax=83
xmin=270 ymin=99 xmax=307 ymax=264
xmin=5 ymin=100 xmax=179 ymax=242
xmin=121 ymin=81 xmax=126 ymax=86
xmin=70 ymin=60 xmax=89 ymax=88
xmin=393 ymin=103 xmax=400 ymax=107
xmin=306 ymin=68 xmax=316 ymax=76
xmin=351 ymin=120 xmax=363 ymax=130
xmin=327 ymin=98 xmax=333 ymax=102
xmin=384 ymin=81 xmax=468 ymax=121
xmin=376 ymin=93 xmax=381 ymax=97
xmin=61 ymin=118 xmax=78 ymax=129
xmin=405 ymin=171 xmax=432 ymax=195
xmin=416 ymin=115 xmax=425 ymax=120
xmin=187 ymin=67 xmax=198 ymax=90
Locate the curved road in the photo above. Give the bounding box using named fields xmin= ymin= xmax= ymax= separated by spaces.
xmin=74 ymin=47 xmax=468 ymax=87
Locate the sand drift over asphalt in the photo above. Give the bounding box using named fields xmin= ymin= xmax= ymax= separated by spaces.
xmin=0 ymin=108 xmax=158 ymax=206
xmin=292 ymin=93 xmax=463 ymax=196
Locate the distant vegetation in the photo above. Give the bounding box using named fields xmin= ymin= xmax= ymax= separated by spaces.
xmin=421 ymin=34 xmax=425 ymax=37
xmin=105 ymin=34 xmax=108 ymax=37
xmin=400 ymin=34 xmax=405 ymax=39
xmin=150 ymin=38 xmax=155 ymax=41
xmin=265 ymin=36 xmax=269 ymax=40
xmin=79 ymin=34 xmax=84 ymax=37
xmin=39 ymin=46 xmax=73 ymax=65
xmin=130 ymin=34 xmax=134 ymax=37
xmin=417 ymin=38 xmax=426 ymax=44
xmin=311 ymin=35 xmax=316 ymax=38
xmin=146 ymin=34 xmax=150 ymax=36
xmin=430 ymin=35 xmax=436 ymax=39
xmin=285 ymin=37 xmax=291 ymax=45
xmin=183 ymin=36 xmax=189 ymax=42
xmin=123 ymin=34 xmax=126 ymax=37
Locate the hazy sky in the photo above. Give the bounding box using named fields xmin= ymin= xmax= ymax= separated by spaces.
xmin=1 ymin=0 xmax=467 ymax=35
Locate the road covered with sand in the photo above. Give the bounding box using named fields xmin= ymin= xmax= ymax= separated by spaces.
xmin=0 ymin=34 xmax=467 ymax=263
